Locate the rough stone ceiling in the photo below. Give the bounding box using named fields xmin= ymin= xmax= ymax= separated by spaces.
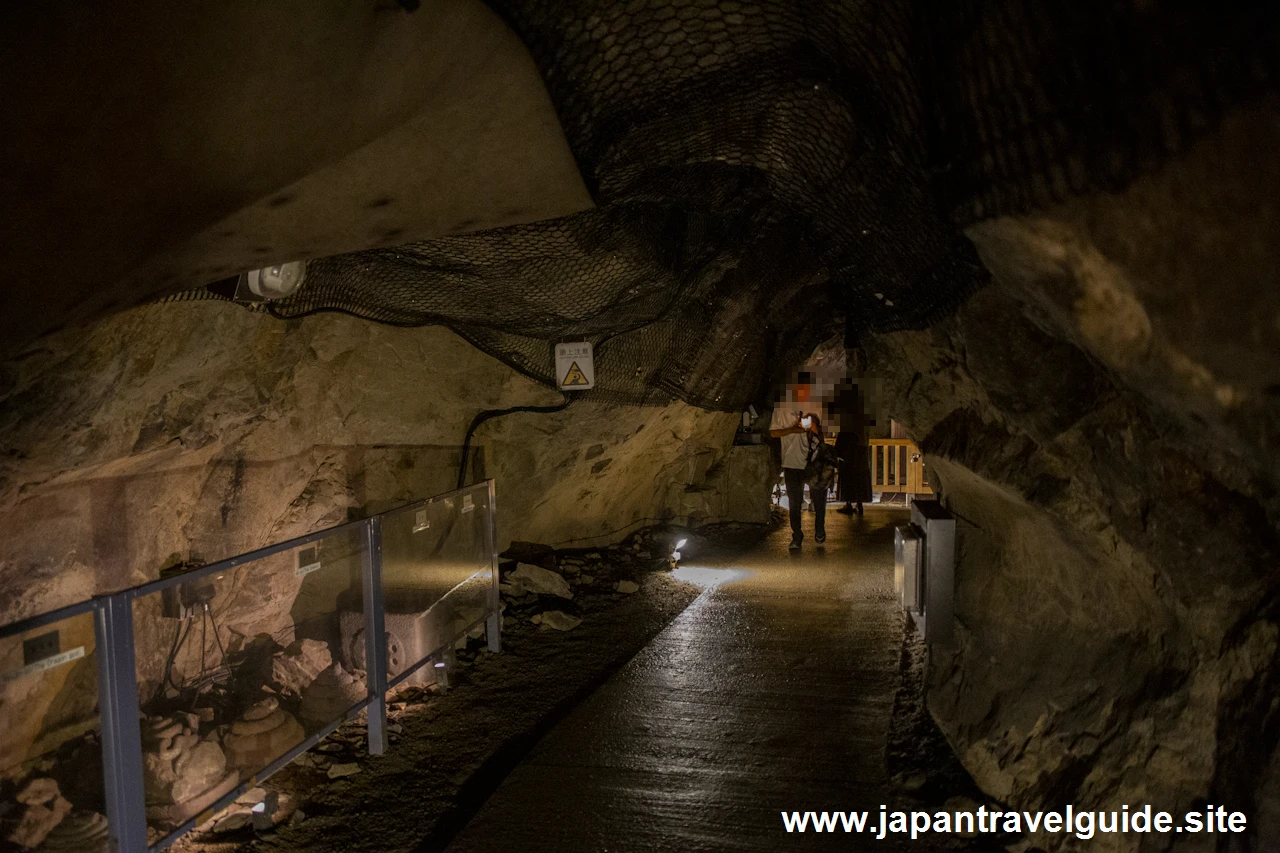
xmin=4 ymin=1 xmax=1277 ymax=412
xmin=0 ymin=0 xmax=592 ymax=356
xmin=264 ymin=0 xmax=1277 ymax=412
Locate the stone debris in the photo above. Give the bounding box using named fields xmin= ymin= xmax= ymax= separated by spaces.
xmin=538 ymin=611 xmax=582 ymax=631
xmin=237 ymin=786 xmax=268 ymax=805
xmin=299 ymin=663 xmax=366 ymax=730
xmin=614 ymin=580 xmax=639 ymax=594
xmin=140 ymin=713 xmax=237 ymax=824
xmin=327 ymin=762 xmax=362 ymax=779
xmin=509 ymin=563 xmax=573 ymax=599
xmin=290 ymin=751 xmax=318 ymax=769
xmin=498 ymin=541 xmax=556 ymax=569
xmin=5 ymin=777 xmax=71 ymax=849
xmin=37 ymin=811 xmax=110 ymax=852
xmin=210 ymin=810 xmax=253 ymax=834
xmin=231 ymin=787 xmax=282 ymax=830
xmin=270 ymin=638 xmax=333 ymax=697
xmin=580 ymin=574 xmax=594 ymax=585
xmin=222 ymin=697 xmax=305 ymax=777
xmin=15 ymin=778 xmax=59 ymax=806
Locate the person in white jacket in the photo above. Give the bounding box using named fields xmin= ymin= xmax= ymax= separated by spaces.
xmin=770 ymin=373 xmax=826 ymax=549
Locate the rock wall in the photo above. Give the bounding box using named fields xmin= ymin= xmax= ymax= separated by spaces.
xmin=867 ymin=99 xmax=1280 ymax=851
xmin=0 ymin=301 xmax=769 ymax=627
xmin=0 ymin=298 xmax=778 ymax=776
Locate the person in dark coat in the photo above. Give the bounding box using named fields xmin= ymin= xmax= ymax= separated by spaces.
xmin=830 ymin=378 xmax=872 ymax=515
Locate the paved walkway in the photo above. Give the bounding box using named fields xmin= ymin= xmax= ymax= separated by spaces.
xmin=445 ymin=509 xmax=943 ymax=852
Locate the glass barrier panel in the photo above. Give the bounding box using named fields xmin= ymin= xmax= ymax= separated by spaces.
xmin=379 ymin=486 xmax=495 ymax=684
xmin=0 ymin=611 xmax=111 ymax=851
xmin=131 ymin=526 xmax=367 ymax=845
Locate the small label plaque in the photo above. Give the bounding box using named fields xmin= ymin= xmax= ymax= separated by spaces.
xmin=3 ymin=646 xmax=85 ymax=684
xmin=296 ymin=546 xmax=322 ymax=578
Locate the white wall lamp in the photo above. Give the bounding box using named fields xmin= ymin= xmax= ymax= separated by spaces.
xmin=234 ymin=260 xmax=308 ymax=302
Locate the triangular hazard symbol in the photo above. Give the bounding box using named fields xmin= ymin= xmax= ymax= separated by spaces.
xmin=562 ymin=361 xmax=590 ymax=387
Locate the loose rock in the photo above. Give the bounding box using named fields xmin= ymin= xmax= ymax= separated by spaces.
xmin=510 ymin=564 xmax=573 ymax=599
xmin=35 ymin=810 xmax=109 ymax=852
xmin=270 ymin=638 xmax=332 ymax=697
xmin=539 ymin=611 xmax=582 ymax=631
xmin=16 ymin=778 xmax=59 ymax=806
xmin=499 ymin=541 xmax=556 ymax=569
xmin=211 ymin=810 xmax=253 ymax=834
xmin=327 ymin=762 xmax=362 ymax=779
xmin=5 ymin=780 xmax=71 ymax=849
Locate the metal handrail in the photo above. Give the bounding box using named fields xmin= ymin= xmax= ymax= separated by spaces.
xmin=0 ymin=479 xmax=502 ymax=852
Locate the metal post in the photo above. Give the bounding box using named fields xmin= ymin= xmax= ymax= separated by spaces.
xmin=434 ymin=653 xmax=450 ymax=693
xmin=361 ymin=517 xmax=388 ymax=756
xmin=95 ymin=595 xmax=148 ymax=853
xmin=484 ymin=479 xmax=502 ymax=654
xmin=485 ymin=612 xmax=502 ymax=655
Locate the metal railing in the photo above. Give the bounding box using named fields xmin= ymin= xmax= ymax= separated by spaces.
xmin=0 ymin=480 xmax=500 ymax=852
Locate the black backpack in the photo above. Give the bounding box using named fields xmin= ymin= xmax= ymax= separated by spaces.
xmin=804 ymin=434 xmax=839 ymax=492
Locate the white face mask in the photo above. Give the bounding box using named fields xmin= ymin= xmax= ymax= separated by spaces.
xmin=800 ymin=416 xmax=812 ymax=429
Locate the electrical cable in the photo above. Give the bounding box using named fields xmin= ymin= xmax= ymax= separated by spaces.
xmin=189 ymin=605 xmax=209 ymax=710
xmin=210 ymin=604 xmax=229 ymax=660
xmin=453 ymin=327 xmax=636 ymax=491
xmin=154 ymin=615 xmax=193 ymax=705
xmin=455 ymin=393 xmax=573 ymax=491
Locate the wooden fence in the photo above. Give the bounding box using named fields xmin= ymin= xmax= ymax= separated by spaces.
xmin=868 ymin=439 xmax=932 ymax=496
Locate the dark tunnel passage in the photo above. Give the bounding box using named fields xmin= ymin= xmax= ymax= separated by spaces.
xmin=1 ymin=2 xmax=1279 ymax=852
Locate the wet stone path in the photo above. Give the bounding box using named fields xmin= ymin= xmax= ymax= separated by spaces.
xmin=446 ymin=510 xmax=970 ymax=852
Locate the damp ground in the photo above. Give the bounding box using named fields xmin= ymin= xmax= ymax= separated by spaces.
xmin=171 ymin=513 xmax=995 ymax=853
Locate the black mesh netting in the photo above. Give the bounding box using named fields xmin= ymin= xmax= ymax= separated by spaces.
xmin=248 ymin=0 xmax=1276 ymax=412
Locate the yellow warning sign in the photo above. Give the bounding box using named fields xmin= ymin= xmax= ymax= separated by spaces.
xmin=561 ymin=361 xmax=590 ymax=387
xmin=555 ymin=341 xmax=595 ymax=390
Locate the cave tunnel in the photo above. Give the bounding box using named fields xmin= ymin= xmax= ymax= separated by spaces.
xmin=2 ymin=2 xmax=1279 ymax=852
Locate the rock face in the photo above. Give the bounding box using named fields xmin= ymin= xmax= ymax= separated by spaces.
xmin=270 ymin=639 xmax=333 ymax=699
xmin=0 ymin=306 xmax=761 ymax=626
xmin=0 ymin=304 xmax=770 ymax=764
xmin=867 ymin=100 xmax=1280 ymax=851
